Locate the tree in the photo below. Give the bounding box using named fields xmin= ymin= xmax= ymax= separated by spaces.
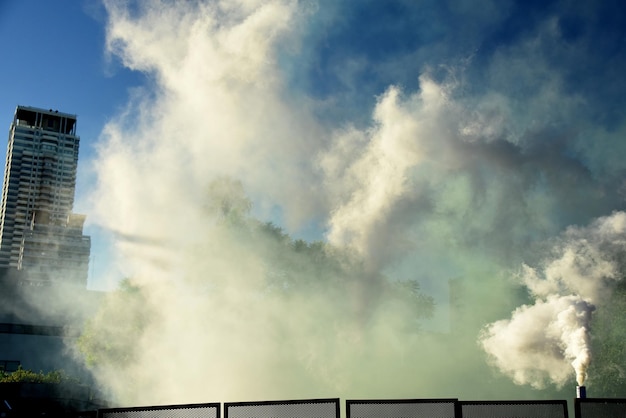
xmin=77 ymin=179 xmax=436 ymax=375
xmin=587 ymin=279 xmax=626 ymax=396
xmin=77 ymin=278 xmax=154 ymax=368
xmin=0 ymin=367 xmax=77 ymax=384
xmin=204 ymin=177 xmax=252 ymax=223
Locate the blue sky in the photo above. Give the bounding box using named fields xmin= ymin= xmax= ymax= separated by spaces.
xmin=0 ymin=1 xmax=140 ymax=154
xmin=3 ymin=0 xmax=626 ymax=402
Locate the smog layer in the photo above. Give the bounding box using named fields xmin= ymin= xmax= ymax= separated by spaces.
xmin=75 ymin=0 xmax=626 ymax=406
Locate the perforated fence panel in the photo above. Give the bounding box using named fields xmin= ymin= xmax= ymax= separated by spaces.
xmin=97 ymin=402 xmax=220 ymax=418
xmin=73 ymin=412 xmax=97 ymax=418
xmin=225 ymin=398 xmax=340 ymax=418
xmin=346 ymin=399 xmax=458 ymax=418
xmin=574 ymin=398 xmax=626 ymax=418
xmin=459 ymin=400 xmax=568 ymax=418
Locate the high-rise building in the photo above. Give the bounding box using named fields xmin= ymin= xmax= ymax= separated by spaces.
xmin=0 ymin=106 xmax=90 ymax=285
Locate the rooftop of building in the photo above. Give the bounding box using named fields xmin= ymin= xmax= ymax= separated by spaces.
xmin=15 ymin=105 xmax=77 ymax=120
xmin=13 ymin=105 xmax=77 ymax=135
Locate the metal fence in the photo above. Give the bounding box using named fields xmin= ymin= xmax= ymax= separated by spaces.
xmin=459 ymin=400 xmax=569 ymax=418
xmin=97 ymin=402 xmax=220 ymax=418
xmin=84 ymin=396 xmax=626 ymax=418
xmin=346 ymin=398 xmax=458 ymax=418
xmin=224 ymin=398 xmax=340 ymax=418
xmin=574 ymin=398 xmax=626 ymax=418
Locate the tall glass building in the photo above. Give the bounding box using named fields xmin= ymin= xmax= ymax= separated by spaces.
xmin=0 ymin=106 xmax=90 ymax=285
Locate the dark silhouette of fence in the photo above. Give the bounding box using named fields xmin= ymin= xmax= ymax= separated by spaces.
xmin=224 ymin=398 xmax=340 ymax=418
xmin=97 ymin=402 xmax=220 ymax=418
xmin=21 ymin=396 xmax=626 ymax=418
xmin=459 ymin=400 xmax=569 ymax=418
xmin=346 ymin=398 xmax=458 ymax=418
xmin=574 ymin=398 xmax=626 ymax=418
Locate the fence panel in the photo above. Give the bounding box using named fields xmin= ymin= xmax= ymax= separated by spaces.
xmin=98 ymin=402 xmax=220 ymax=418
xmin=225 ymin=398 xmax=340 ymax=418
xmin=459 ymin=400 xmax=568 ymax=418
xmin=574 ymin=398 xmax=626 ymax=418
xmin=346 ymin=398 xmax=458 ymax=418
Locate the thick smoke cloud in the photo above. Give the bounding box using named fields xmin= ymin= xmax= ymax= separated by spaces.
xmin=481 ymin=212 xmax=626 ymax=388
xmin=82 ymin=0 xmax=626 ymax=406
xmin=94 ymin=0 xmax=325 ymax=245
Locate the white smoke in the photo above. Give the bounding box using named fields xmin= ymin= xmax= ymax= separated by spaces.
xmin=322 ymin=78 xmax=454 ymax=263
xmin=77 ymin=0 xmax=626 ymax=405
xmin=93 ymin=0 xmax=325 ymax=250
xmin=481 ymin=211 xmax=626 ymax=388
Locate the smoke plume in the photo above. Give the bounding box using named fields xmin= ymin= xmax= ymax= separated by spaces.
xmin=481 ymin=212 xmax=626 ymax=388
xmin=77 ymin=0 xmax=626 ymax=405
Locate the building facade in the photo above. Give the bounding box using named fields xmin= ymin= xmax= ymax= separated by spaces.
xmin=0 ymin=106 xmax=90 ymax=285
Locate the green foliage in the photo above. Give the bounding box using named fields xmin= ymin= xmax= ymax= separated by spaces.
xmin=77 ymin=179 xmax=437 ymax=370
xmin=77 ymin=278 xmax=155 ymax=368
xmin=251 ymin=219 xmax=435 ymax=329
xmin=588 ymin=280 xmax=626 ymax=396
xmin=0 ymin=366 xmax=77 ymax=384
xmin=117 ymin=277 xmax=142 ymax=294
xmin=204 ymin=177 xmax=252 ymax=224
xmin=263 ymin=221 xmax=289 ymax=242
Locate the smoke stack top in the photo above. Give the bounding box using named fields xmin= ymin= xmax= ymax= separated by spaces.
xmin=577 ymin=385 xmax=587 ymax=399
